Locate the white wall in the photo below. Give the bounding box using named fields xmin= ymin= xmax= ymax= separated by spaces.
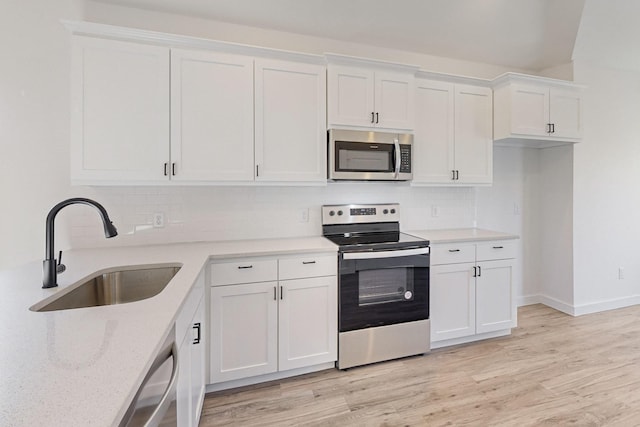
xmin=83 ymin=1 xmax=526 ymax=79
xmin=571 ymin=60 xmax=640 ymax=314
xmin=476 ymin=146 xmax=540 ymax=305
xmin=538 ymin=146 xmax=574 ymax=312
xmin=0 ymin=0 xmax=84 ymax=269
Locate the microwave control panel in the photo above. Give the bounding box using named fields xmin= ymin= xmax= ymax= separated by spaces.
xmin=400 ymin=145 xmax=411 ymax=173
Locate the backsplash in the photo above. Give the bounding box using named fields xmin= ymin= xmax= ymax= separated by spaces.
xmin=68 ymin=184 xmax=476 ymax=249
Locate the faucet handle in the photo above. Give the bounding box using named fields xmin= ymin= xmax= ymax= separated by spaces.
xmin=56 ymin=250 xmax=66 ymax=274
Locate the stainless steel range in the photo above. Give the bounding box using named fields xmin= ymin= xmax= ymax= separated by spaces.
xmin=322 ymin=203 xmax=430 ymax=369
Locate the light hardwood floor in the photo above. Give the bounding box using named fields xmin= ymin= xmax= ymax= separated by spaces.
xmin=199 ymin=304 xmax=640 ymax=426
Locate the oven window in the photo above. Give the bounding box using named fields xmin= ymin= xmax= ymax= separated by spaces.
xmin=358 ymin=268 xmax=414 ymax=305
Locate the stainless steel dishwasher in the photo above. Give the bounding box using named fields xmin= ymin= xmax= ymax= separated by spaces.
xmin=119 ymin=326 xmax=179 ymax=427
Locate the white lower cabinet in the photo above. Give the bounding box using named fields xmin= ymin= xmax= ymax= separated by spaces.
xmin=278 ymin=276 xmax=337 ymax=371
xmin=210 ymin=281 xmax=279 ymax=382
xmin=430 ymin=261 xmax=476 ymax=341
xmin=430 ymin=241 xmax=516 ymax=346
xmin=175 ymin=270 xmax=206 ymax=427
xmin=209 ymin=254 xmax=337 ymax=385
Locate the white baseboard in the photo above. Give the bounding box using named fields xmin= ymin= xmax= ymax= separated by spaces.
xmin=517 ymin=293 xmax=640 ymax=317
xmin=206 ymin=362 xmax=335 ymax=392
xmin=573 ymin=295 xmax=640 ymax=316
xmin=431 ymin=329 xmax=511 ymax=349
xmin=517 ymin=295 xmax=542 ymax=306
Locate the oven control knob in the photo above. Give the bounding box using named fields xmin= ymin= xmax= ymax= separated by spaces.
xmin=390 ymin=208 xmax=396 ymax=214
xmin=329 ymin=210 xmax=335 ymax=216
xmin=337 ymin=210 xmax=343 ymax=216
xmin=383 ymin=209 xmax=389 ymax=214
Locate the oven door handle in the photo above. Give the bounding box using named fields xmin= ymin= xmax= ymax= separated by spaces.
xmin=394 ymin=138 xmax=401 ymax=179
xmin=343 ymin=247 xmax=429 ymax=260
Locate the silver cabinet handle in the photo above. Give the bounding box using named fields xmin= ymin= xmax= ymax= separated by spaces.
xmin=394 ymin=138 xmax=401 ymax=179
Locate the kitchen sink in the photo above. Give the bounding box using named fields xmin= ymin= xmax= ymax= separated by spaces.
xmin=31 ymin=265 xmax=181 ymax=312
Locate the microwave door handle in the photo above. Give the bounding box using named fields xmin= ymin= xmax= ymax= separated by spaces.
xmin=394 ymin=138 xmax=400 ymax=179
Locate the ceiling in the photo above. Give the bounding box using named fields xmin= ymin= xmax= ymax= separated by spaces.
xmin=91 ymin=0 xmax=586 ymax=72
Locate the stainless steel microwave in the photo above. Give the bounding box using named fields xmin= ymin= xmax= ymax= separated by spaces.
xmin=328 ymin=129 xmax=413 ymax=181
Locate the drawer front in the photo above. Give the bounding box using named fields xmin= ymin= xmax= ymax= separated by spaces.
xmin=430 ymin=243 xmax=476 ymax=265
xmin=279 ymin=254 xmax=337 ymax=280
xmin=476 ymin=240 xmax=516 ymax=261
xmin=211 ymin=259 xmax=278 ymax=286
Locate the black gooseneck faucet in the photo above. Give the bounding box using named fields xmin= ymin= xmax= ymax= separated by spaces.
xmin=43 ymin=198 xmax=118 ymax=289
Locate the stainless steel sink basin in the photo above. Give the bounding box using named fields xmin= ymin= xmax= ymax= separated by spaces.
xmin=32 ymin=265 xmax=181 ymax=312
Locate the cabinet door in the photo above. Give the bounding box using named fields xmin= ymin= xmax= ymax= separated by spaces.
xmin=509 ymin=84 xmax=550 ymax=137
xmin=430 ymin=263 xmax=476 ymax=341
xmin=375 ymin=71 xmax=415 ymax=130
xmin=413 ymin=79 xmax=455 ymax=184
xmin=454 ymin=84 xmax=493 ymax=184
xmin=210 ymin=282 xmax=278 ymax=383
xmin=550 ymin=88 xmax=583 ymax=140
xmin=170 ymin=49 xmax=254 ymax=182
xmin=278 ymin=276 xmax=337 ymax=371
xmin=327 ymin=65 xmax=375 ymax=127
xmin=70 ymin=36 xmax=169 ymax=183
xmin=255 ymin=59 xmax=327 ymax=182
xmin=189 ymin=298 xmax=206 ymax=427
xmin=476 ymin=259 xmax=515 ymax=334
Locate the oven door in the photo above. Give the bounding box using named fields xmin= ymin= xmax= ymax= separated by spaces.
xmin=339 ymin=247 xmax=429 ymax=332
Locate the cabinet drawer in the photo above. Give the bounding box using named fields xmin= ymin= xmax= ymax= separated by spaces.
xmin=476 ymin=241 xmax=516 ymax=261
xmin=279 ymin=254 xmax=337 ymax=280
xmin=211 ymin=259 xmax=278 ymax=286
xmin=430 ymin=244 xmax=475 ymax=265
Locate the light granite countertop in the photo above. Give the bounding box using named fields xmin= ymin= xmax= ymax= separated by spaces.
xmin=0 ymin=237 xmax=337 ymax=427
xmin=406 ymin=228 xmax=519 ymax=244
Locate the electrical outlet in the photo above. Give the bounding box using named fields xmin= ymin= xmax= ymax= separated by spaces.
xmin=431 ymin=205 xmax=440 ymax=217
xmin=514 ymin=203 xmax=521 ymax=215
xmin=300 ymin=208 xmax=309 ymax=223
xmin=153 ymin=212 xmax=164 ymax=228
xmin=618 ymin=267 xmax=625 ymax=280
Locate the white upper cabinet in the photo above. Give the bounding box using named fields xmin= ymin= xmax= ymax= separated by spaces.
xmin=327 ymin=60 xmax=416 ymax=130
xmin=413 ymin=78 xmax=492 ymax=185
xmin=71 ymin=36 xmax=170 ymax=184
xmin=493 ymin=73 xmax=584 ymax=148
xmin=170 ymin=49 xmax=254 ymax=182
xmin=412 ymin=79 xmax=455 ymax=184
xmin=254 ymin=58 xmax=327 ymax=183
xmin=68 ymin=25 xmax=329 ymax=186
xmin=453 ymin=84 xmax=493 ymax=184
